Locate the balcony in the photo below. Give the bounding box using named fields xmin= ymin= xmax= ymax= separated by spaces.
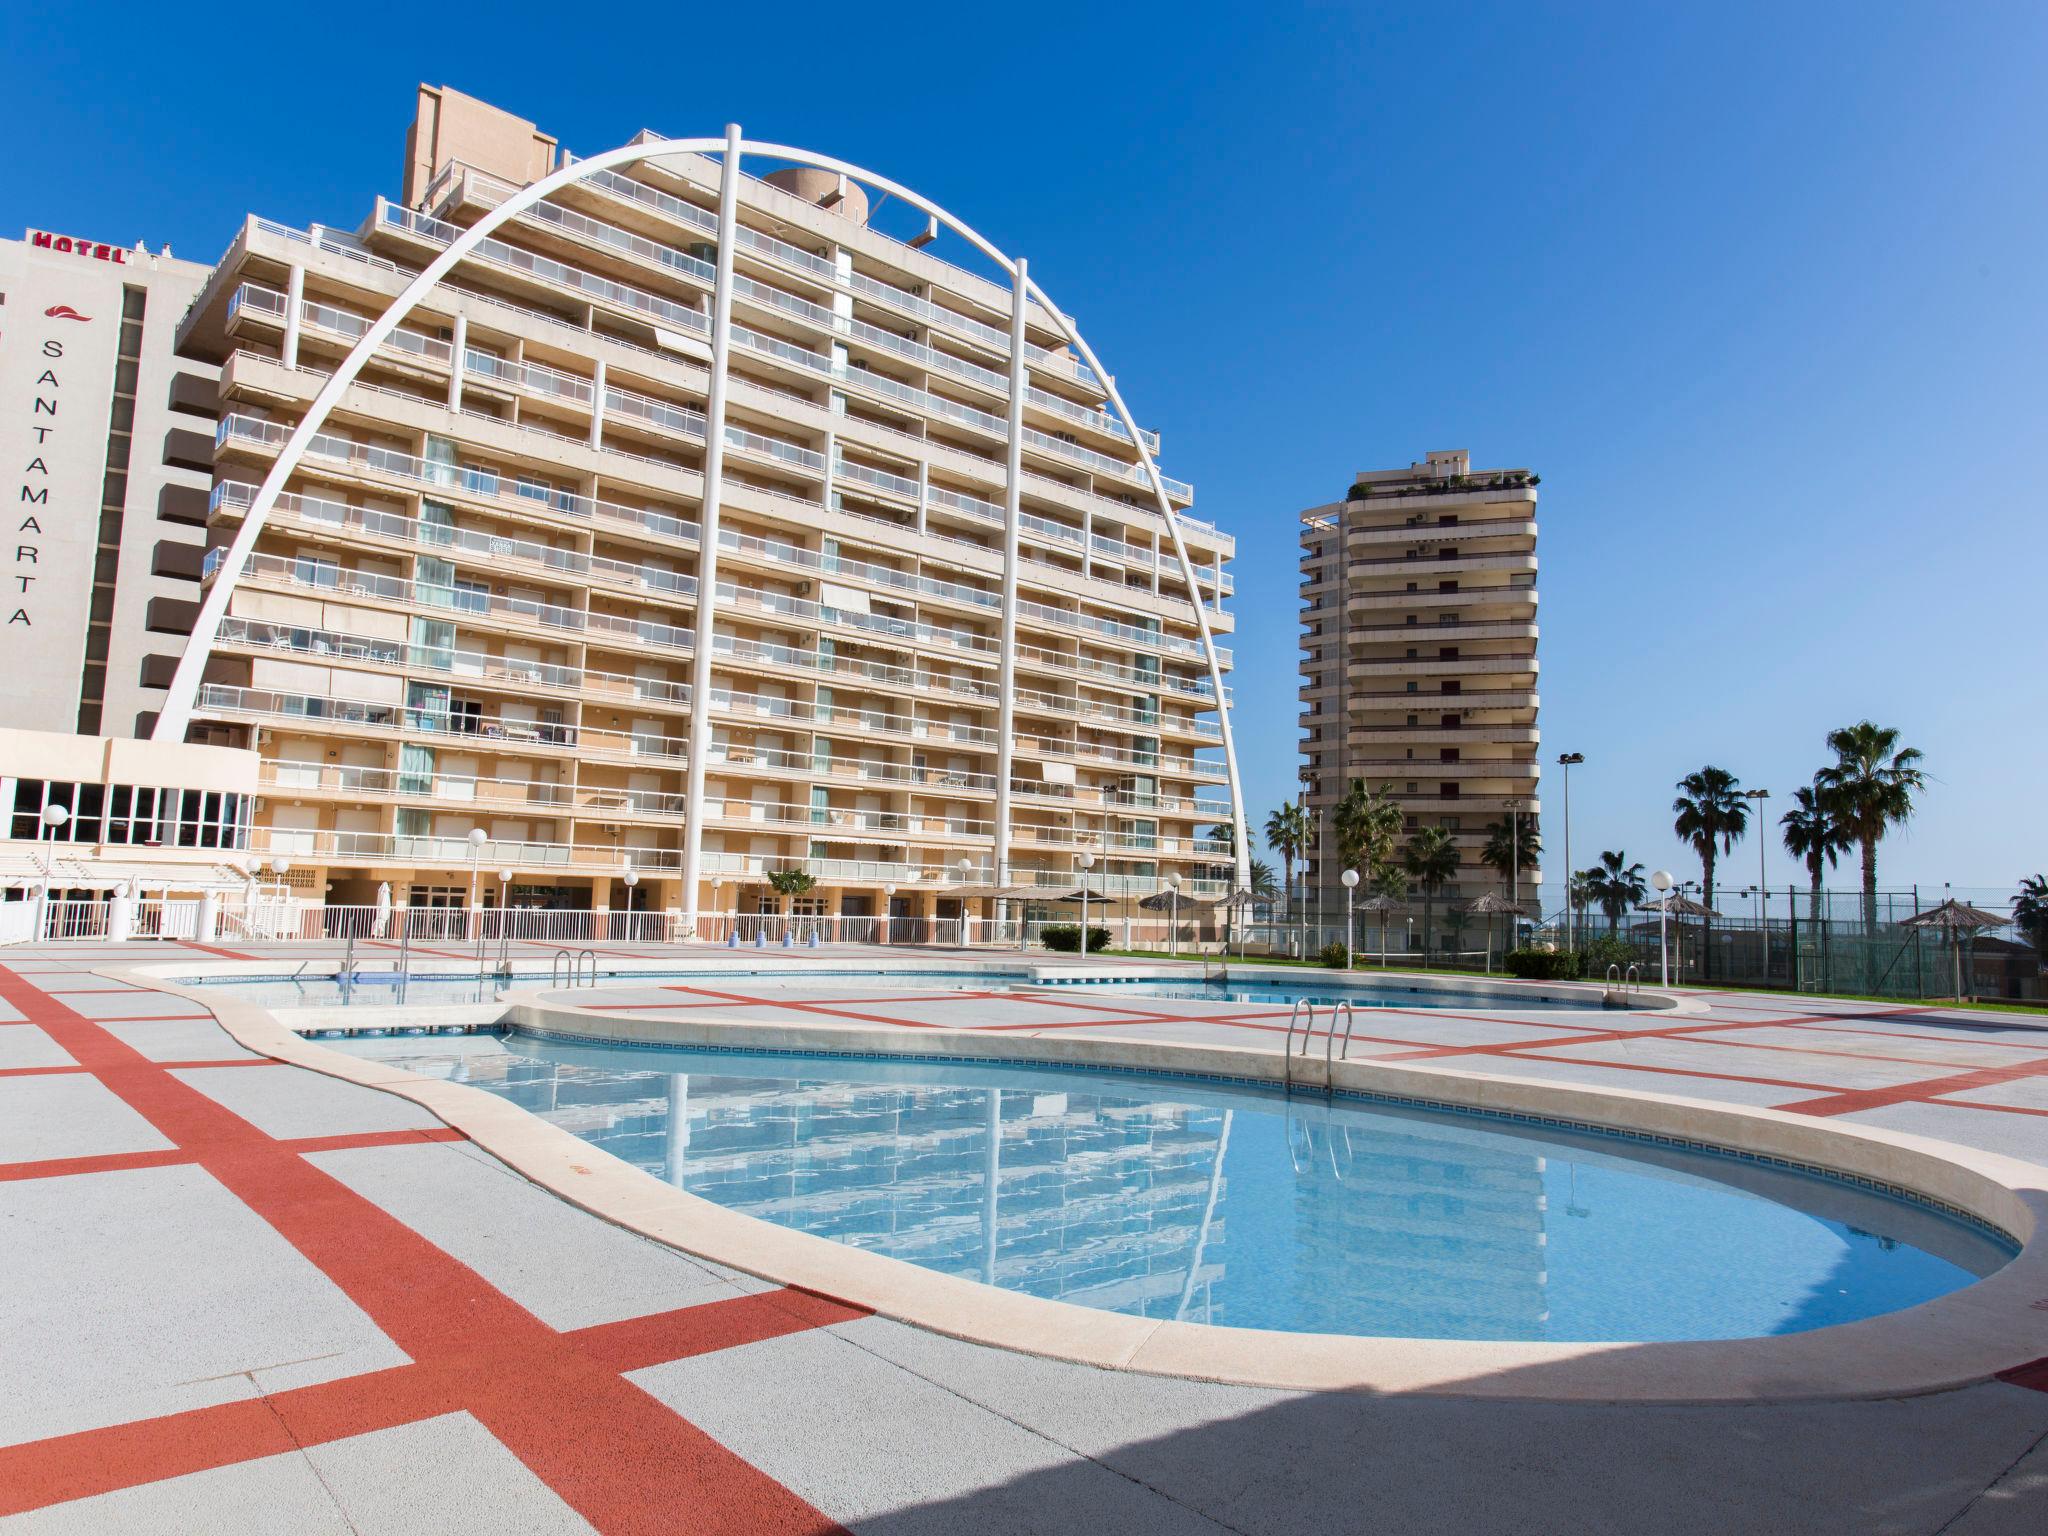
xmin=251 ymin=824 xmax=675 ymax=872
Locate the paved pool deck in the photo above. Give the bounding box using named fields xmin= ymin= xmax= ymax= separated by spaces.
xmin=4 ymin=938 xmax=2048 ymax=1533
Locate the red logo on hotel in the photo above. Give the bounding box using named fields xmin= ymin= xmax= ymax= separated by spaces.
xmin=43 ymin=304 xmax=91 ymax=322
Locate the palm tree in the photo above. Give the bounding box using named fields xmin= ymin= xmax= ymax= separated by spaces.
xmin=1815 ymin=721 xmax=1928 ymax=932
xmin=2011 ymin=875 xmax=2047 ymax=956
xmin=1247 ymin=858 xmax=1279 ymax=899
xmin=1402 ymin=826 xmax=1460 ymax=958
xmin=1583 ymin=850 xmax=1647 ymax=934
xmin=1479 ymin=817 xmax=1542 ymax=896
xmin=765 ymin=867 xmax=816 ymax=917
xmin=1333 ymin=779 xmax=1404 ymax=887
xmin=1264 ymin=803 xmax=1312 ymax=916
xmin=1672 ymin=766 xmax=1748 ymax=910
xmin=1567 ymin=869 xmax=1596 ymax=937
xmin=1780 ymin=778 xmax=1852 ymax=923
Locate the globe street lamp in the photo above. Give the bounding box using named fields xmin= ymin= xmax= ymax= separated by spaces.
xmin=881 ymin=882 xmax=897 ymax=947
xmin=1651 ymin=868 xmax=1675 ymax=986
xmin=1340 ymin=867 xmax=1360 ymax=971
xmin=1557 ymin=752 xmax=1584 ymax=950
xmin=1077 ymin=850 xmax=1096 ymax=959
xmin=35 ymin=803 xmax=70 ymax=938
xmin=1165 ymin=871 xmax=1182 ymax=961
xmin=466 ymin=828 xmax=488 ymax=940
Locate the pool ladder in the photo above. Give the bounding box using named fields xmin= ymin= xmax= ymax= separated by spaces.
xmin=550 ymin=948 xmax=597 ymax=988
xmin=1283 ymin=999 xmax=1358 ymax=1092
xmin=1603 ymin=964 xmax=1643 ymax=1010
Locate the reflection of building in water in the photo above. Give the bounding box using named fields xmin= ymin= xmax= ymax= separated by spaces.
xmin=1289 ymin=1113 xmax=1548 ymax=1337
xmin=504 ymin=1063 xmax=1231 ymax=1318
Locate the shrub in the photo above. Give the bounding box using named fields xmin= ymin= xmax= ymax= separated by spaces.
xmin=1319 ymin=941 xmax=1352 ymax=969
xmin=1506 ymin=948 xmax=1581 ymax=980
xmin=1041 ymin=924 xmax=1110 ymax=953
xmin=1577 ymin=935 xmax=1635 ymax=976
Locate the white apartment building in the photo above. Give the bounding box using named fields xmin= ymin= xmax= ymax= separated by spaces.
xmin=1 ymin=230 xmax=218 ymax=737
xmin=1298 ymin=451 xmax=1540 ymax=916
xmin=165 ymin=87 xmax=1239 ymax=927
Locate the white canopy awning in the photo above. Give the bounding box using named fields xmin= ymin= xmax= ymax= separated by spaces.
xmin=0 ymin=855 xmax=256 ymax=893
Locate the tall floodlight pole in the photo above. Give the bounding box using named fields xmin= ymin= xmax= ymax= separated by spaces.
xmin=1341 ymin=868 xmax=1359 ymax=971
xmin=1557 ymin=752 xmax=1584 ymax=950
xmin=1651 ymin=868 xmax=1674 ymax=986
xmin=1744 ymin=787 xmax=1771 ymax=979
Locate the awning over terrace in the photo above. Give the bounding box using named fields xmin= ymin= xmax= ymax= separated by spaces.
xmin=0 ymin=856 xmax=257 ymax=893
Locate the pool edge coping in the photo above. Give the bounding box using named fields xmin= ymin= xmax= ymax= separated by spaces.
xmin=103 ymin=960 xmax=2048 ymax=1405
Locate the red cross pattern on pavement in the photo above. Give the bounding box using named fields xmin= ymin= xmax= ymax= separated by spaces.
xmin=0 ymin=967 xmax=862 ymax=1533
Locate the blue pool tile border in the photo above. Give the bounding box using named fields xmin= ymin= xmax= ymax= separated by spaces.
xmin=501 ymin=1019 xmax=2020 ymax=1252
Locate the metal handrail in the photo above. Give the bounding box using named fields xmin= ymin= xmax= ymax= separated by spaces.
xmin=1325 ymin=1000 xmax=1358 ymax=1074
xmin=576 ymin=948 xmax=597 ymax=986
xmin=1283 ymin=1000 xmax=1316 ymax=1089
xmin=550 ymin=947 xmax=574 ymax=987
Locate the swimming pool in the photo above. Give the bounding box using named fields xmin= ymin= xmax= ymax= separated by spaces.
xmin=338 ymin=1032 xmax=2013 ymax=1343
xmin=192 ymin=967 xmax=1590 ymax=1012
xmin=1044 ymin=975 xmax=1589 ymax=1010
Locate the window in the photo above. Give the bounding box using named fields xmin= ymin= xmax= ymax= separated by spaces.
xmin=293 ymin=554 xmax=340 ymax=589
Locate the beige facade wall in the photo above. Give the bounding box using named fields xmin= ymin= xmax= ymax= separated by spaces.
xmin=174 ymin=89 xmax=1235 ymax=920
xmin=403 ymin=86 xmax=558 ymax=208
xmin=0 ymin=232 xmax=216 ymax=738
xmin=1298 ymin=450 xmax=1540 ymax=914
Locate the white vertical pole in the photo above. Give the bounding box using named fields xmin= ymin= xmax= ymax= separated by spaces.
xmin=449 ymin=312 xmax=468 ymax=414
xmin=993 ymin=258 xmax=1028 ymax=914
xmin=588 ymin=358 xmax=605 ymax=448
xmin=678 ymin=124 xmax=743 ymax=935
xmin=281 ymin=264 xmax=305 ymax=371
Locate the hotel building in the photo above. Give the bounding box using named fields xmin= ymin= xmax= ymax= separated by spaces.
xmin=1297 ymin=451 xmax=1539 ymax=915
xmin=1 ymin=230 xmax=218 ymax=737
xmin=167 ymin=87 xmax=1237 ymax=924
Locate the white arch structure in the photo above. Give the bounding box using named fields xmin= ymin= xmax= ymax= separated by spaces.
xmin=155 ymin=126 xmax=1252 ymax=912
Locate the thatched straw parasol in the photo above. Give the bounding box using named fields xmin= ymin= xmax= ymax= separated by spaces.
xmin=1639 ymin=893 xmax=1720 ymax=920
xmin=1354 ymin=892 xmax=1403 ymax=963
xmin=1462 ymin=891 xmax=1526 ymax=973
xmin=1899 ymin=897 xmax=2009 ymax=1000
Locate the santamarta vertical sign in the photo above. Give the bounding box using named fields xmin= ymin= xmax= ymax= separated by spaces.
xmin=1 ymin=276 xmax=117 ymax=729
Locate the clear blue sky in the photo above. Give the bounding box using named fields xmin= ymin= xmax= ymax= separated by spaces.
xmin=8 ymin=1 xmax=2043 ymax=897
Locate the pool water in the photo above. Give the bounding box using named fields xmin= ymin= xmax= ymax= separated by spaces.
xmin=339 ymin=1034 xmax=2012 ymax=1342
xmin=1049 ymin=976 xmax=1586 ymax=1010
xmin=194 ymin=968 xmax=1586 ymax=1012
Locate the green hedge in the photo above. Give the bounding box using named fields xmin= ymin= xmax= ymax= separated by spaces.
xmin=1505 ymin=948 xmax=1581 ymax=980
xmin=1041 ymin=924 xmax=1110 ymax=953
xmin=1319 ymin=941 xmax=1352 ymax=969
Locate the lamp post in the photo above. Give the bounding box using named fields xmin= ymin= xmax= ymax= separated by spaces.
xmin=35 ymin=803 xmax=70 ymax=939
xmin=1743 ymin=787 xmax=1771 ymax=978
xmin=1077 ymin=850 xmax=1095 ymax=959
xmin=1505 ymin=795 xmax=1527 ymax=935
xmin=1166 ymin=871 xmax=1182 ymax=961
xmin=957 ymin=857 xmax=973 ymax=946
xmin=1651 ymin=869 xmax=1674 ymax=986
xmin=1341 ymin=868 xmax=1359 ymax=971
xmin=465 ymin=828 xmax=488 ymax=940
xmin=1557 ymin=752 xmax=1583 ymax=951
xmin=881 ymin=882 xmax=896 ymax=947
